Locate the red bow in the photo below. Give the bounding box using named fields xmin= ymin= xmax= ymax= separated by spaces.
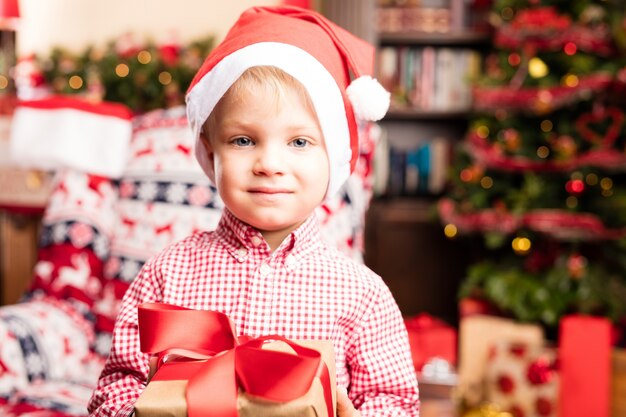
xmin=138 ymin=302 xmax=333 ymax=417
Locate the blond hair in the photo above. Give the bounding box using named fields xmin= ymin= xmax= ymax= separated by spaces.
xmin=203 ymin=66 xmax=317 ymax=142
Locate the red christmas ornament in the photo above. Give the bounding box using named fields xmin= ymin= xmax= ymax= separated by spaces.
xmin=567 ymin=253 xmax=588 ymax=279
xmin=509 ymin=343 xmax=527 ymax=358
xmin=536 ymin=396 xmax=553 ymax=416
xmin=527 ymin=357 xmax=554 ymax=385
xmin=498 ymin=373 xmax=516 ymax=393
xmin=565 ymin=179 xmax=585 ymax=195
xmin=511 ymin=404 xmax=526 ymax=417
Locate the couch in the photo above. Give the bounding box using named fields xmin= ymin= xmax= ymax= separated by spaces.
xmin=0 ymin=104 xmax=378 ymax=416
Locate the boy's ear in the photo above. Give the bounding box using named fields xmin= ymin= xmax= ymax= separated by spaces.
xmin=197 ymin=131 xmax=217 ymax=183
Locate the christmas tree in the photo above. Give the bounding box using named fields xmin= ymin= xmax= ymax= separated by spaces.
xmin=439 ymin=0 xmax=626 ymax=340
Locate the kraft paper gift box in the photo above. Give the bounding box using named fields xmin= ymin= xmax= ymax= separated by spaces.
xmin=134 ymin=339 xmax=336 ymax=417
xmin=134 ymin=303 xmax=336 ymax=417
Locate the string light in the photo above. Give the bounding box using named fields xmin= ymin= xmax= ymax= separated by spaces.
xmin=68 ymin=75 xmax=83 ymax=89
xmin=586 ymin=173 xmax=598 ymax=185
xmin=476 ymin=125 xmax=490 ymax=138
xmin=480 ymin=176 xmax=493 ymax=189
xmin=566 ymin=196 xmax=578 ymax=208
xmin=540 ymin=120 xmax=553 ymax=132
xmin=158 ymin=71 xmax=172 ymax=85
xmin=562 ymin=74 xmax=579 ymax=87
xmin=444 ymin=224 xmax=458 ymax=238
xmin=512 ymin=236 xmax=531 ymax=254
xmin=0 ymin=75 xmax=7 ymax=89
xmin=601 ymin=178 xmax=614 ymax=197
xmin=137 ymin=50 xmax=152 ymax=64
xmin=116 ymin=63 xmax=130 ymax=77
xmin=529 ymin=57 xmax=549 ymax=78
xmin=537 ymin=146 xmax=550 ymax=158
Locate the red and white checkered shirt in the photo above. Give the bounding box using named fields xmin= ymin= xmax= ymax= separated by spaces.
xmin=88 ymin=209 xmax=419 ymax=416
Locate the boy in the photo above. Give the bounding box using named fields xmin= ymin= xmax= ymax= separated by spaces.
xmin=88 ymin=6 xmax=419 ymax=417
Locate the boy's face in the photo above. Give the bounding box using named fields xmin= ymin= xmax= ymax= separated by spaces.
xmin=201 ymin=83 xmax=329 ymax=242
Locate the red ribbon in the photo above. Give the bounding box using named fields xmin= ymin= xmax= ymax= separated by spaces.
xmin=138 ymin=302 xmax=334 ymax=417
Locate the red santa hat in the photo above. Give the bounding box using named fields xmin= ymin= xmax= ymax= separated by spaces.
xmin=186 ymin=6 xmax=390 ymax=197
xmin=9 ymin=96 xmax=133 ymax=178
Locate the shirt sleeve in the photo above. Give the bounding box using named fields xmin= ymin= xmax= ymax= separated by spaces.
xmin=346 ymin=280 xmax=420 ymax=416
xmin=87 ymin=258 xmax=164 ymax=417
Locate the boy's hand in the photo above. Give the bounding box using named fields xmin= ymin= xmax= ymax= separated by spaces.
xmin=337 ymin=387 xmax=362 ymax=417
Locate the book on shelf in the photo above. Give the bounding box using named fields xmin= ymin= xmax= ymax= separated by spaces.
xmin=373 ymin=133 xmax=453 ymax=198
xmin=376 ymin=45 xmax=480 ymax=113
xmin=376 ymin=0 xmax=471 ymax=33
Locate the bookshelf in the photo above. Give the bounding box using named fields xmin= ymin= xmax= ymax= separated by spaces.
xmin=324 ymin=0 xmax=490 ymax=323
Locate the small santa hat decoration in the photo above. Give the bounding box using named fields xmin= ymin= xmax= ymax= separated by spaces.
xmin=10 ymin=96 xmax=133 ymax=178
xmin=186 ymin=5 xmax=390 ymax=197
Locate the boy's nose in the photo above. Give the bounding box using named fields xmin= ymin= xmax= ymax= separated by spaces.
xmin=253 ymin=145 xmax=285 ymax=176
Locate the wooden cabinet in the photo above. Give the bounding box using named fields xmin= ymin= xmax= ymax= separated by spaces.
xmin=0 ymin=212 xmax=40 ymax=305
xmin=364 ymin=199 xmax=477 ymax=323
xmin=0 ymin=114 xmax=52 ymax=305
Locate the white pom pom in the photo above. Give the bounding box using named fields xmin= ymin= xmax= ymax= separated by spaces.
xmin=346 ymin=75 xmax=390 ymax=122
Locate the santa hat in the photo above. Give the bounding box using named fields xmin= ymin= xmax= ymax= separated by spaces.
xmin=186 ymin=6 xmax=390 ymax=197
xmin=9 ymin=96 xmax=133 ymax=178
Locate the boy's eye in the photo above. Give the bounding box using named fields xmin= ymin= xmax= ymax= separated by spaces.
xmin=232 ymin=137 xmax=253 ymax=146
xmin=291 ymin=137 xmax=309 ymax=148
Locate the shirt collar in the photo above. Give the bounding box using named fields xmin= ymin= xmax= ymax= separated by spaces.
xmin=216 ymin=208 xmax=322 ymax=263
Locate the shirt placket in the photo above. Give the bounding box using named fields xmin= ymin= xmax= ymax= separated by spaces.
xmin=246 ymin=254 xmax=277 ymax=335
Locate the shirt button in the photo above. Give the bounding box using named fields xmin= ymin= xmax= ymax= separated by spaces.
xmin=236 ymin=248 xmax=248 ymax=257
xmin=259 ymin=264 xmax=271 ymax=277
xmin=250 ymin=235 xmax=263 ymax=247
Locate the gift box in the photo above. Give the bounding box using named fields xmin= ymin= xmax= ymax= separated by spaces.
xmin=559 ymin=315 xmax=611 ymax=417
xmin=485 ymin=340 xmax=559 ymax=417
xmin=404 ymin=313 xmax=457 ymax=373
xmin=613 ymin=349 xmax=626 ymax=417
xmin=458 ymin=315 xmax=544 ymax=406
xmin=133 ymin=303 xmax=336 ymax=417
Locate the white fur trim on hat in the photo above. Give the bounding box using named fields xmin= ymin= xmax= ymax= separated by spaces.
xmin=187 ymin=42 xmax=352 ymax=197
xmin=9 ymin=98 xmax=133 ymax=178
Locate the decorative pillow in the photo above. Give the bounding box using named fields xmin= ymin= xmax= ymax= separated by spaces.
xmin=0 ymin=379 xmax=94 ymax=417
xmin=26 ymin=169 xmax=118 ymax=314
xmin=317 ymin=121 xmax=377 ymax=262
xmin=93 ymin=106 xmax=223 ymax=356
xmin=0 ymin=299 xmax=101 ymax=398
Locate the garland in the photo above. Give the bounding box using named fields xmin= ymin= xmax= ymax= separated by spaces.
xmin=15 ymin=33 xmax=215 ymax=113
xmin=439 ymin=198 xmax=626 ymax=240
xmin=495 ymin=7 xmax=616 ymax=55
xmin=472 ymin=72 xmax=614 ymax=112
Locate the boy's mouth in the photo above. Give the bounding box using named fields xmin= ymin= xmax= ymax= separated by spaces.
xmin=248 ymin=187 xmax=292 ymax=194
